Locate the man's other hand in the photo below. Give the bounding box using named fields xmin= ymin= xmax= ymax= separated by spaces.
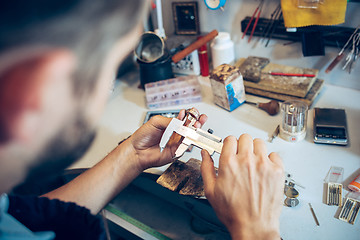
xmin=201 ymin=134 xmax=284 ymax=240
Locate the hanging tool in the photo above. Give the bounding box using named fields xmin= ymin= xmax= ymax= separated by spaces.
xmin=242 ymin=0 xmax=265 ymax=43
xmin=245 ymin=99 xmax=280 ymax=116
xmin=262 ymin=4 xmax=281 ymax=42
xmin=325 ymin=26 xmax=360 ymax=73
xmin=342 ymin=32 xmax=360 ymax=73
xmin=265 ymin=10 xmax=283 ymax=47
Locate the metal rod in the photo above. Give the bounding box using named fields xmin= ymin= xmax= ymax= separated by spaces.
xmin=309 ymin=203 xmax=320 ymax=226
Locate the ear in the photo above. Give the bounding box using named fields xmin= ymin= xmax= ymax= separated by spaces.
xmin=0 ymin=49 xmax=76 ymax=144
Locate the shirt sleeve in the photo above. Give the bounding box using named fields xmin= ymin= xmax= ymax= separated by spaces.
xmin=7 ymin=195 xmax=106 ymax=240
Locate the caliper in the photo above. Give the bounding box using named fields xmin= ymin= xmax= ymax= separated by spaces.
xmin=160 ymin=108 xmax=223 ymax=160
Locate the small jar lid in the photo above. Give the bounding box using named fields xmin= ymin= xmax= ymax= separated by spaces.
xmin=214 ymin=32 xmax=231 ymax=44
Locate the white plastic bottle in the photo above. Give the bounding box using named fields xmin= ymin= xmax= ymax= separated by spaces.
xmin=210 ymin=32 xmax=235 ymax=69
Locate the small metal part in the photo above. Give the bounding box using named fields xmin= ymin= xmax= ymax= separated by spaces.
xmin=269 ymin=125 xmax=280 ymax=142
xmin=308 ymin=203 xmax=320 ymax=226
xmin=349 ymin=203 xmax=360 ymax=224
xmin=327 ymin=183 xmax=343 ymax=206
xmin=346 ymin=201 xmax=355 ymax=218
xmin=284 ymin=197 xmax=299 ymax=207
xmin=207 ymin=129 xmax=214 ymax=134
xmin=340 ymin=200 xmax=351 ymax=219
xmin=285 ymin=186 xmax=299 ymax=198
xmin=345 ymin=200 xmax=353 ymax=218
xmin=284 ymin=172 xmax=305 ymax=189
xmin=339 ymin=198 xmax=360 ymax=224
xmin=185 ymin=107 xmax=200 ymax=127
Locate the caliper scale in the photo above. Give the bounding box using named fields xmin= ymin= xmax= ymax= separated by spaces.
xmin=160 ymin=108 xmax=223 ymax=160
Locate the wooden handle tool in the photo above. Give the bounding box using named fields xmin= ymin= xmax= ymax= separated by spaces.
xmin=171 ymin=30 xmax=218 ymax=63
xmin=246 ymin=100 xmax=280 ymax=116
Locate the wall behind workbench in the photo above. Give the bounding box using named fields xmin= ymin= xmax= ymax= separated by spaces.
xmin=160 ymin=0 xmax=360 ymax=91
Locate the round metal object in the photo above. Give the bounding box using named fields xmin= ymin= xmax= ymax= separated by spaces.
xmin=135 ymin=32 xmax=165 ymax=63
xmin=284 ymin=197 xmax=299 ymax=207
xmin=285 ymin=186 xmax=299 ymax=198
xmin=186 ymin=108 xmax=200 ymax=120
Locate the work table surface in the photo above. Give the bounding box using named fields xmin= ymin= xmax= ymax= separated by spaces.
xmin=71 ymin=72 xmax=360 ymax=240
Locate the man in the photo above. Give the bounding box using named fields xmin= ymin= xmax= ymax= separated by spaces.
xmin=0 ymin=0 xmax=284 ymax=239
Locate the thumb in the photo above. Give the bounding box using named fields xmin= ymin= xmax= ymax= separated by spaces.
xmin=201 ymin=149 xmax=216 ymax=200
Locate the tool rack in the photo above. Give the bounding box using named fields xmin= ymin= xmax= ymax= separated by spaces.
xmin=240 ymin=17 xmax=357 ymax=48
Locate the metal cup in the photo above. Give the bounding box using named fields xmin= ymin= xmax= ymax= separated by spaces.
xmin=135 ymin=32 xmax=165 ymax=63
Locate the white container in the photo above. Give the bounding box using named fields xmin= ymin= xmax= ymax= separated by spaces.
xmin=210 ymin=32 xmax=235 ymax=69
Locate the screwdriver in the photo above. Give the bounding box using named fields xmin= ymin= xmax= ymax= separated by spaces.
xmin=245 ymin=99 xmax=280 ymax=116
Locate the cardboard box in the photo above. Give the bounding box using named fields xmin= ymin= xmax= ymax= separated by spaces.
xmin=210 ymin=64 xmax=245 ymax=111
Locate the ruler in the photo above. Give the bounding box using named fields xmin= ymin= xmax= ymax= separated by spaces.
xmin=104 ymin=205 xmax=171 ymax=240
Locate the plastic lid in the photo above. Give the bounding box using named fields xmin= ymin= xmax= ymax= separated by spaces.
xmin=214 ymin=32 xmax=231 ymax=44
xmin=325 ymin=166 xmax=344 ymax=183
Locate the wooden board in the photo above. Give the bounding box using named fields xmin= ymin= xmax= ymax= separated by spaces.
xmin=156 ymin=158 xmax=217 ymax=197
xmin=245 ymin=78 xmax=324 ymax=107
xmin=235 ymin=59 xmax=319 ymax=98
xmin=249 ymin=63 xmax=318 ymax=97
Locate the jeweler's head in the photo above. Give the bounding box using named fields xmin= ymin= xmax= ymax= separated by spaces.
xmin=0 ymin=0 xmax=148 ymax=194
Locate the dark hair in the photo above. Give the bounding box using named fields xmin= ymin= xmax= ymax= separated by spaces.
xmin=0 ymin=0 xmax=147 ymax=95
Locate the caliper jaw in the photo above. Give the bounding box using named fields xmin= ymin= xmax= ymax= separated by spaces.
xmin=160 ymin=118 xmax=223 ymax=160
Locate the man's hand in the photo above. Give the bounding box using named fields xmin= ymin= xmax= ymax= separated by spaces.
xmin=129 ymin=109 xmax=207 ymax=171
xmin=201 ymin=134 xmax=284 ymax=240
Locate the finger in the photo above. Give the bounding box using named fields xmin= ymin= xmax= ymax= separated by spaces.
xmin=177 ymin=109 xmax=186 ymax=120
xmin=148 ymin=115 xmax=172 ymax=132
xmin=219 ymin=136 xmax=238 ymax=169
xmin=237 ymin=133 xmax=254 ymax=155
xmin=193 ymin=114 xmax=208 ymax=128
xmin=253 ymin=138 xmax=267 ymax=157
xmin=268 ymin=152 xmax=284 ymax=169
xmin=201 ymin=149 xmax=216 ymax=199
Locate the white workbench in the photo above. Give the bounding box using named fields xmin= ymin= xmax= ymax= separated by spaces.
xmin=71 ymin=72 xmax=360 ymax=240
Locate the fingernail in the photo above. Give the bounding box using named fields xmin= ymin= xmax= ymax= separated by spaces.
xmin=201 ymin=149 xmax=207 ymax=157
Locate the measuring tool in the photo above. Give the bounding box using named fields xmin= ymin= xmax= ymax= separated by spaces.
xmin=160 ymin=109 xmax=223 ymax=159
xmin=160 ymin=118 xmax=223 ymax=159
